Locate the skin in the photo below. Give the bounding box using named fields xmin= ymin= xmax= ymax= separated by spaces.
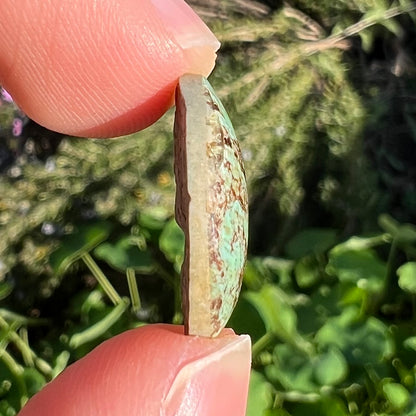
xmin=18 ymin=325 xmax=251 ymax=416
xmin=0 ymin=0 xmax=220 ymax=137
xmin=0 ymin=0 xmax=251 ymax=414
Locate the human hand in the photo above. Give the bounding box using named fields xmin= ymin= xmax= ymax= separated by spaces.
xmin=18 ymin=325 xmax=251 ymax=416
xmin=0 ymin=0 xmax=220 ymax=137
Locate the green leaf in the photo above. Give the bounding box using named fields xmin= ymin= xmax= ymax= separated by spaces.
xmin=397 ymin=262 xmax=416 ymax=294
xmin=313 ymin=347 xmax=348 ymax=386
xmin=262 ymin=257 xmax=294 ymax=288
xmin=403 ymin=336 xmax=416 ymax=351
xmin=22 ymin=368 xmax=46 ymax=398
xmin=286 ymin=228 xmax=337 ymax=259
xmin=315 ymin=307 xmax=394 ymax=368
xmin=159 ymin=218 xmax=184 ymax=272
xmin=243 ymin=259 xmax=266 ymax=291
xmin=138 ymin=210 xmax=167 ymax=231
xmin=0 ymin=282 xmax=13 ymax=301
xmin=296 ymin=284 xmax=342 ymax=334
xmin=382 ymin=382 xmax=410 ymax=410
xmin=326 ymin=248 xmax=386 ymax=294
xmin=244 ymin=286 xmax=297 ymax=344
xmin=380 ymin=19 xmax=403 ymax=37
xmin=269 ymin=344 xmax=318 ymax=393
xmin=294 ymin=256 xmax=321 ymax=289
xmin=246 ymin=370 xmax=274 ymax=416
xmin=228 ymin=297 xmax=266 ymax=343
xmin=50 ymin=221 xmax=112 ymax=275
xmin=245 ymin=286 xmax=312 ymax=354
xmin=94 ymin=236 xmax=154 ymax=273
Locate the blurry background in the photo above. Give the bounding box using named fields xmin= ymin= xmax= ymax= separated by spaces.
xmin=1 ymin=0 xmax=416 ymax=414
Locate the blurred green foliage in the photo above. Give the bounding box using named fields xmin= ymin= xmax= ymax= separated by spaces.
xmin=1 ymin=0 xmax=416 ymax=414
xmin=242 ymin=216 xmax=416 ymax=415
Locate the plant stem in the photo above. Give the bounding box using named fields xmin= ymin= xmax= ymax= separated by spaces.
xmin=222 ymin=1 xmax=416 ymax=96
xmin=81 ymin=252 xmax=122 ymax=305
xmin=0 ymin=316 xmax=53 ymax=378
xmin=252 ymin=332 xmax=275 ymax=359
xmin=69 ymin=299 xmax=129 ymax=349
xmin=126 ymin=268 xmax=141 ymax=312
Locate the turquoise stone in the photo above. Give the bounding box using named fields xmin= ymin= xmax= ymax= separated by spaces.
xmin=174 ymin=74 xmax=248 ymax=337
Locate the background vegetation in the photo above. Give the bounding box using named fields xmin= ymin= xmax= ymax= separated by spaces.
xmin=1 ymin=0 xmax=416 ymax=414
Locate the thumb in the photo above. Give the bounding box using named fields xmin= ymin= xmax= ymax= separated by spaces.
xmin=0 ymin=0 xmax=220 ymax=138
xmin=18 ymin=324 xmax=251 ymax=416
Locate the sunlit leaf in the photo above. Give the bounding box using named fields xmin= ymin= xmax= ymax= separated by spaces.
xmin=137 ymin=210 xmax=168 ymax=243
xmin=138 ymin=210 xmax=167 ymax=231
xmin=382 ymin=382 xmax=410 ymax=410
xmin=380 ymin=19 xmax=403 ymax=37
xmin=294 ymin=256 xmax=321 ymax=289
xmin=49 ymin=221 xmax=112 ymax=275
xmin=313 ymin=347 xmax=348 ymax=386
xmin=403 ymin=336 xmax=416 ymax=351
xmin=326 ymin=248 xmax=386 ymax=294
xmin=159 ymin=218 xmax=184 ymax=272
xmin=397 ymin=262 xmax=416 ymax=294
xmin=244 ymin=285 xmax=298 ymax=344
xmin=94 ymin=236 xmax=154 ymax=273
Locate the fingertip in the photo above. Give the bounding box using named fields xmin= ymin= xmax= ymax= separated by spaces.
xmin=17 ymin=325 xmax=251 ymax=416
xmin=0 ymin=0 xmax=220 ymax=138
xmin=164 ymin=333 xmax=251 ymax=416
xmin=149 ymin=0 xmax=220 ymax=77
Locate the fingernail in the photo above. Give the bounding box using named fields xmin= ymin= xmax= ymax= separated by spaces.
xmin=151 ymin=0 xmax=220 ymax=51
xmin=163 ymin=334 xmax=251 ymax=415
